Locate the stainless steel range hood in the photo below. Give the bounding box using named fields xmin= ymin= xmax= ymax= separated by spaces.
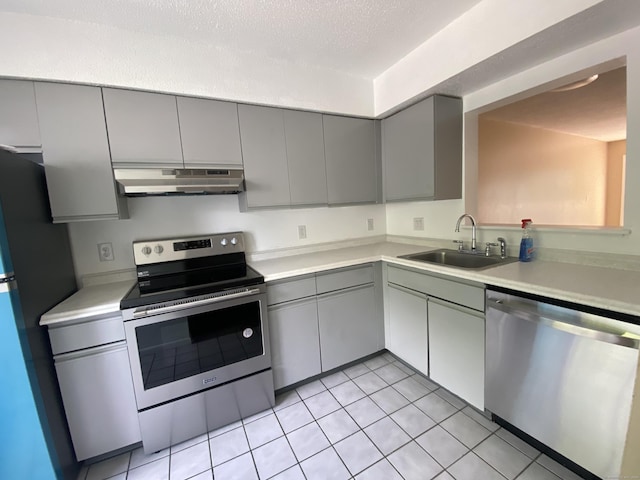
xmin=113 ymin=168 xmax=244 ymax=196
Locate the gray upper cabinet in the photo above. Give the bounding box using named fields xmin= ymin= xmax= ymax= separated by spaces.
xmin=176 ymin=97 xmax=243 ymax=168
xmin=35 ymin=82 xmax=128 ymax=222
xmin=103 ymin=88 xmax=183 ymax=167
xmin=323 ymin=115 xmax=378 ymax=205
xmin=283 ymin=110 xmax=328 ymax=206
xmin=383 ymin=95 xmax=462 ymax=201
xmin=0 ymin=80 xmax=41 ymax=150
xmin=238 ymin=104 xmax=291 ymax=208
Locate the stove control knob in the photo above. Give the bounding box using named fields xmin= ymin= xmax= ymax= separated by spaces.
xmin=154 ymin=245 xmax=164 ymax=254
xmin=231 ymin=237 xmax=238 ymax=246
xmin=141 ymin=246 xmax=152 ymax=256
xmin=220 ymin=238 xmax=228 ymax=247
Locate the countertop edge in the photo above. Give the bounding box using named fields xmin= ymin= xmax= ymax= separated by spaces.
xmin=255 ymin=245 xmax=640 ymax=318
xmin=43 ymin=242 xmax=640 ymax=325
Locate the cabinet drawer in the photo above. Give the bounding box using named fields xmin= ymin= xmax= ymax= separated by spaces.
xmin=267 ymin=275 xmax=317 ymax=305
xmin=48 ymin=314 xmax=125 ymax=355
xmin=316 ymin=264 xmax=374 ymax=294
xmin=387 ymin=265 xmax=484 ymax=311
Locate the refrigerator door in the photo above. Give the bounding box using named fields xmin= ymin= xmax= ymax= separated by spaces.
xmin=0 ymin=218 xmax=59 ymax=479
xmin=0 ymin=203 xmax=13 ymax=276
xmin=0 ymin=150 xmax=78 ymax=479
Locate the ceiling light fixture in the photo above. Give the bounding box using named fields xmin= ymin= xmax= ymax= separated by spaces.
xmin=551 ymin=74 xmax=599 ymax=92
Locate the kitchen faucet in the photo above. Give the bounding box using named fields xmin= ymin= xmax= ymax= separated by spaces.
xmin=455 ymin=213 xmax=477 ymax=253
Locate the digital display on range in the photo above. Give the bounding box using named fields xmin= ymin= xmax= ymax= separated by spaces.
xmin=173 ymin=239 xmax=211 ymax=251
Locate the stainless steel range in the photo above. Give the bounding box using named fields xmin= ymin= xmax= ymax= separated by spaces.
xmin=120 ymin=232 xmax=274 ymax=453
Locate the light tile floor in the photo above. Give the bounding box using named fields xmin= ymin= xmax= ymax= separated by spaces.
xmin=78 ymin=352 xmax=585 ymax=480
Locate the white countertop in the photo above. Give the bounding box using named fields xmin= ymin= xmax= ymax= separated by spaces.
xmin=251 ymin=241 xmax=640 ymax=317
xmin=40 ymin=279 xmax=134 ymax=326
xmin=41 ymin=241 xmax=640 ymax=326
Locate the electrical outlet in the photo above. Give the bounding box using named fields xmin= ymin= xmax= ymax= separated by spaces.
xmin=367 ymin=218 xmax=374 ymax=231
xmin=413 ymin=217 xmax=424 ymax=231
xmin=98 ymin=242 xmax=115 ymax=262
xmin=298 ymin=225 xmax=307 ymax=239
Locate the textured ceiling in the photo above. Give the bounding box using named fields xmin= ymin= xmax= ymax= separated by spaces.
xmin=0 ymin=0 xmax=482 ymax=78
xmin=482 ymin=66 xmax=627 ymax=142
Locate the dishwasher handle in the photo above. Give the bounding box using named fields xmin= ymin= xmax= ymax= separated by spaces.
xmin=487 ymin=298 xmax=640 ymax=350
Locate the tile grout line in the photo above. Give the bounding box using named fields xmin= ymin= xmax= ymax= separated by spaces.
xmin=320 ymin=380 xmax=371 ymax=478
xmin=330 ymin=358 xmax=445 ymax=479
xmin=268 ymin=399 xmax=309 ymax=479
xmin=94 ymin=354 xmax=567 ymax=480
xmin=472 ymin=430 xmax=532 ymax=480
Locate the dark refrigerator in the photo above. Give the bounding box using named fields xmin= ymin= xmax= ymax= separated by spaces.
xmin=0 ymin=148 xmax=79 ymax=479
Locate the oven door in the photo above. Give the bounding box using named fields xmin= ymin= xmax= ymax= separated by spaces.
xmin=123 ymin=286 xmax=271 ymax=411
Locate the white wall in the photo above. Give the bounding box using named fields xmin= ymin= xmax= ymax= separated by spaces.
xmin=373 ymin=0 xmax=603 ymax=115
xmin=68 ymin=196 xmax=385 ymax=279
xmin=385 ymin=25 xmax=640 ymax=257
xmin=0 ymin=12 xmax=373 ymax=116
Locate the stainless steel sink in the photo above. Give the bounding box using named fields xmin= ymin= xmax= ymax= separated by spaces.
xmin=399 ymin=249 xmax=517 ymax=270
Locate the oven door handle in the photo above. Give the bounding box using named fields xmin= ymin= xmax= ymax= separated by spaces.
xmin=132 ymin=287 xmax=262 ymax=319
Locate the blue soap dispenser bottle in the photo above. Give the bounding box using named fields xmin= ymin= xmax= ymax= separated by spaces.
xmin=519 ymin=218 xmax=534 ymax=262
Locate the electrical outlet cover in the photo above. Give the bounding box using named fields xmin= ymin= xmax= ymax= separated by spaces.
xmin=367 ymin=218 xmax=374 ymax=231
xmin=413 ymin=217 xmax=424 ymax=231
xmin=297 ymin=225 xmax=307 ymax=239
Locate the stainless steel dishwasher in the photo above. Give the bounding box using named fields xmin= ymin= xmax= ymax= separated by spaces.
xmin=486 ymin=289 xmax=640 ymax=479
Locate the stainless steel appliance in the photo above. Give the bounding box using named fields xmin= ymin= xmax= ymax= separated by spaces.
xmin=113 ymin=168 xmax=244 ymax=196
xmin=0 ymin=149 xmax=78 ymax=480
xmin=121 ymin=233 xmax=274 ymax=453
xmin=486 ymin=289 xmax=640 ymax=479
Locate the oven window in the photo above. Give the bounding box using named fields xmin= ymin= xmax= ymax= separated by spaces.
xmin=135 ymin=301 xmax=263 ymax=390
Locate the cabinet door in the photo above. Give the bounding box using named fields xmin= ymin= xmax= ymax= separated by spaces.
xmin=54 ymin=342 xmax=141 ymax=460
xmin=35 ymin=82 xmax=127 ymax=222
xmin=103 ymin=88 xmax=183 ymax=167
xmin=317 ymin=284 xmax=380 ymax=372
xmin=432 ymin=95 xmax=462 ymax=200
xmin=386 ymin=283 xmax=428 ymax=375
xmin=323 ymin=115 xmax=377 ymax=205
xmin=238 ymin=105 xmax=291 ymax=208
xmin=383 ymin=97 xmax=435 ymax=201
xmin=177 ymin=97 xmax=243 ymax=168
xmin=0 ymin=79 xmax=41 ymax=149
xmin=268 ymin=298 xmax=321 ymax=389
xmin=428 ymin=298 xmax=484 ymax=409
xmin=283 ymin=110 xmax=328 ymax=206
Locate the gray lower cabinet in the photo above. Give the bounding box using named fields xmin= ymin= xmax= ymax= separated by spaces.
xmin=176 ymin=97 xmax=243 ymax=168
xmin=268 ymin=298 xmax=321 ymax=389
xmin=0 ymin=79 xmax=41 ymax=150
xmin=54 ymin=341 xmax=141 ymax=460
xmin=386 ymin=283 xmax=428 ymax=375
xmin=428 ymin=298 xmax=484 ymax=409
xmin=385 ymin=264 xmax=485 ymax=406
xmin=266 ymin=264 xmax=383 ymax=387
xmin=323 ymin=115 xmax=378 ymax=205
xmin=284 ymin=110 xmax=328 ymax=206
xmin=47 ymin=311 xmax=140 ymax=460
xmin=34 ymin=82 xmax=128 ymax=222
xmin=238 ymin=105 xmax=291 ymax=208
xmin=317 ymin=283 xmax=380 ymax=372
xmin=103 ymin=88 xmax=183 ymax=167
xmin=382 ymin=95 xmax=462 ymax=201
